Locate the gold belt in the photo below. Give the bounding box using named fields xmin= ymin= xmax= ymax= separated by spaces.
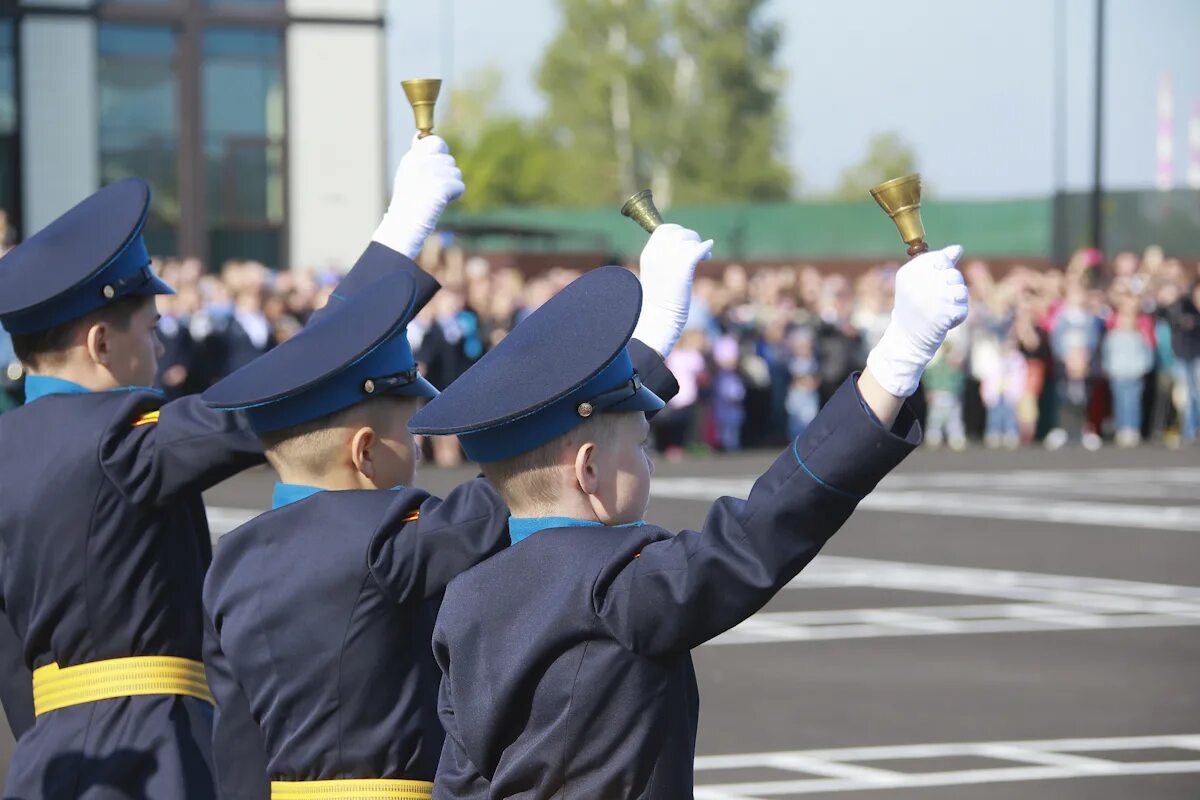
xmin=32 ymin=656 xmax=213 ymax=716
xmin=271 ymin=779 xmax=434 ymax=799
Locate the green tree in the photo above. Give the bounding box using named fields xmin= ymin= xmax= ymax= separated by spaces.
xmin=439 ymin=68 xmax=569 ymax=211
xmin=833 ymin=131 xmax=918 ymax=201
xmin=537 ymin=0 xmax=792 ymax=209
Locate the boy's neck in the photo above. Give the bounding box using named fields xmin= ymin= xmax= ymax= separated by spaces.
xmin=507 ymin=495 xmax=599 ymax=522
xmin=273 ymin=464 xmax=375 ymax=493
xmin=27 ymin=362 xmax=119 ymax=393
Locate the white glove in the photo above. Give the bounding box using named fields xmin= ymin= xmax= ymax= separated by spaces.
xmin=631 ymin=223 xmax=714 ymax=357
xmin=372 ymin=134 xmax=465 ymax=260
xmin=865 ymin=245 xmax=969 ymax=397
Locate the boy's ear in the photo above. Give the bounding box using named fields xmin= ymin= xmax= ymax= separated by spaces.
xmin=85 ymin=322 xmax=110 ymax=366
xmin=350 ymin=426 xmax=377 ymax=479
xmin=574 ymin=442 xmax=599 ymax=496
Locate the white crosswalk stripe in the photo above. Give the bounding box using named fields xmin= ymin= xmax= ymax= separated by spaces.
xmin=693 ymin=734 xmax=1200 ymax=796
xmin=707 ymin=555 xmax=1200 ymax=646
xmin=649 ymin=466 xmax=1200 ymax=531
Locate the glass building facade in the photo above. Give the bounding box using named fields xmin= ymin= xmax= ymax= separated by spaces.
xmin=1 ymin=0 xmax=385 ymax=271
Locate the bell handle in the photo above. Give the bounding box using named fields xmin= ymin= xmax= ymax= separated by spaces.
xmin=907 ymin=241 xmax=929 ymax=257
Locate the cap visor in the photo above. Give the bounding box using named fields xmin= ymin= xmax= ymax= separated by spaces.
xmin=138 ymin=274 xmax=176 ymax=297
xmin=608 ymin=384 xmax=664 ymax=414
xmin=391 ymin=374 xmax=439 ymax=400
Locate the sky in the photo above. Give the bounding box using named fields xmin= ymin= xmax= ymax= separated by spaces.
xmin=386 ymin=0 xmax=1200 ymax=200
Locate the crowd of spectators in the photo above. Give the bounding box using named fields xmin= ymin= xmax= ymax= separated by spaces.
xmin=2 ymin=230 xmax=1199 ymax=465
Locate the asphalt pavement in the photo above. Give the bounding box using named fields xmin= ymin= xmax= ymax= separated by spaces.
xmin=2 ymin=443 xmax=1197 ymax=798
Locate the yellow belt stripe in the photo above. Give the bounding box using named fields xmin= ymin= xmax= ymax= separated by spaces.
xmin=32 ymin=656 xmax=214 ymax=716
xmin=270 ymin=779 xmax=433 ymax=799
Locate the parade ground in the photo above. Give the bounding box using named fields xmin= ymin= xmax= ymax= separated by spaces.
xmin=4 ymin=445 xmax=1198 ymax=798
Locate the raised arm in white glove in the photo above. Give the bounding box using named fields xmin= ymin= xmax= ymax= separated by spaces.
xmin=865 ymin=245 xmax=969 ymax=399
xmin=631 ymin=223 xmax=714 ymax=358
xmin=371 ymin=134 xmax=466 ymax=260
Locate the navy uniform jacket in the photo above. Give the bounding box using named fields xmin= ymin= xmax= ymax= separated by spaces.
xmin=432 ymin=376 xmax=920 ymax=799
xmin=201 ymin=340 xmax=679 ymax=798
xmin=0 ymin=242 xmax=428 ymax=800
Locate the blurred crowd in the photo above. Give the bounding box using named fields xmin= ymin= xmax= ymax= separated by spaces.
xmin=2 ymin=231 xmax=1199 ymax=465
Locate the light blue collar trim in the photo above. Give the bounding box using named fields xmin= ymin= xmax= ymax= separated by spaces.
xmin=271 ymin=482 xmax=408 ymax=510
xmin=24 ymin=375 xmax=91 ymax=402
xmin=508 ymin=516 xmax=645 ymax=545
xmin=24 ymin=375 xmax=162 ymax=403
xmin=272 ymin=483 xmax=325 ymax=510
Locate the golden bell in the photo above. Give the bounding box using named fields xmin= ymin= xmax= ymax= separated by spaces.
xmin=869 ymin=174 xmax=929 ymax=256
xmin=401 ymin=78 xmax=442 ymax=138
xmin=620 ymin=189 xmax=664 ymax=234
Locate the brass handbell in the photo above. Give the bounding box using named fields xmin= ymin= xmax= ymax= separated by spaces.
xmin=620 ymin=189 xmax=664 ymax=234
xmin=401 ymin=78 xmax=442 ymax=138
xmin=870 ymin=174 xmax=929 ymax=256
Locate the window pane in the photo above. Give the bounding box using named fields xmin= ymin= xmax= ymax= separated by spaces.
xmin=0 ymin=20 xmax=18 ymax=240
xmin=98 ymin=24 xmax=180 ymax=257
xmin=202 ymin=27 xmax=284 ymax=269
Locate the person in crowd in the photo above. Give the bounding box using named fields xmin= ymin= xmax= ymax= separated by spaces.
xmin=711 ymin=334 xmax=746 ymax=452
xmin=981 ymin=334 xmax=1027 ymax=450
xmin=655 ymin=328 xmax=708 ymax=461
xmin=785 ymin=328 xmax=821 ymax=439
xmin=1103 ymin=288 xmax=1156 ymax=446
xmin=922 ymin=335 xmax=967 ymax=450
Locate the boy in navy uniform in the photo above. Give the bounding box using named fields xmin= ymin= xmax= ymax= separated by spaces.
xmin=411 ymin=246 xmax=969 ymax=798
xmin=0 ymin=134 xmax=463 ymax=799
xmin=198 ymin=222 xmax=713 ymax=799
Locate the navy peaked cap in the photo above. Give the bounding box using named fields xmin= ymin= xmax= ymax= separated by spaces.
xmin=0 ymin=178 xmax=174 ymax=335
xmin=408 ymin=266 xmax=664 ymax=462
xmin=202 ymin=272 xmax=436 ymax=433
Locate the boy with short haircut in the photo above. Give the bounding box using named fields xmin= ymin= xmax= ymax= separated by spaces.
xmin=411 ymin=246 xmax=969 ymax=799
xmin=0 ymin=133 xmax=460 ymax=799
xmin=199 ymin=223 xmax=713 ymax=798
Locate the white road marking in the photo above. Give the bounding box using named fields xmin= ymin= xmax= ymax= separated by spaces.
xmin=649 ymin=466 xmax=1200 ymax=531
xmin=707 ymin=555 xmax=1200 ymax=646
xmin=693 ymin=734 xmax=1200 ymax=797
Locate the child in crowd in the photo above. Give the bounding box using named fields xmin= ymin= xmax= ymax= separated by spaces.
xmin=786 ymin=330 xmax=821 ymax=437
xmin=922 ymin=336 xmax=967 ymax=450
xmin=981 ymin=335 xmax=1027 ymax=449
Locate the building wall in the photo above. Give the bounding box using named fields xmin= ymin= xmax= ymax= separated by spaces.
xmin=286 ymin=22 xmax=384 ymax=270
xmin=20 ymin=13 xmax=98 ymax=233
xmin=289 ymin=0 xmax=381 ymax=19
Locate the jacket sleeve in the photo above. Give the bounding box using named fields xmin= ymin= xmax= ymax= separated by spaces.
xmin=203 ymin=608 xmax=271 ymax=800
xmin=593 ymin=375 xmax=920 ymax=656
xmin=367 ymin=478 xmax=510 ymax=605
xmin=432 ymin=629 xmax=490 ymax=799
xmin=315 ymin=242 xmax=441 ymax=320
xmin=99 ymin=393 xmax=266 ymax=507
xmin=628 ymin=338 xmax=680 ymax=408
xmin=0 ymin=605 xmax=33 ymax=739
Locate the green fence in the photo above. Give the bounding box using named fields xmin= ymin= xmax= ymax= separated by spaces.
xmin=445 ymin=189 xmax=1200 ymax=262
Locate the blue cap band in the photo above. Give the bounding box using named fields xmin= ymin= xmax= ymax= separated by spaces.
xmin=0 ymin=235 xmax=172 ymax=335
xmin=234 ymin=333 xmax=428 ymax=433
xmin=457 ymin=347 xmax=663 ymax=463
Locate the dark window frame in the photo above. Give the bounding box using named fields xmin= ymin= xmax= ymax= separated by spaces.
xmin=0 ymin=1 xmax=22 ymax=240
xmin=11 ymin=0 xmax=380 ymax=267
xmin=99 ymin=0 xmax=289 ymax=268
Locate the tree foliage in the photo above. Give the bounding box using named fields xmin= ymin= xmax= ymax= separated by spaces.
xmin=534 ymin=0 xmax=793 ymax=208
xmin=439 ymin=68 xmax=571 ymax=211
xmin=833 ymin=131 xmax=918 ymax=201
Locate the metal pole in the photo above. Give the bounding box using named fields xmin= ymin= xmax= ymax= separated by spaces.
xmin=1090 ymin=0 xmax=1105 ymax=251
xmin=441 ymin=0 xmax=454 ymax=107
xmin=1052 ymin=0 xmax=1068 ymax=264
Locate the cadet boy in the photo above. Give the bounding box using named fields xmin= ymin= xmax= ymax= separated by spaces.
xmin=0 ymin=134 xmax=462 ymax=799
xmin=198 ymin=224 xmax=712 ymax=799
xmin=410 ymin=246 xmax=969 ymax=798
